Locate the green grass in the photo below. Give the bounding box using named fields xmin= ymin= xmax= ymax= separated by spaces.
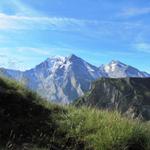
xmin=60 ymin=106 xmax=150 ymax=150
xmin=0 ymin=76 xmax=150 ymax=150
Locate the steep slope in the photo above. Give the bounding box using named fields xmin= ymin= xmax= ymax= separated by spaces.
xmin=23 ymin=54 xmax=104 ymax=103
xmin=1 ymin=77 xmax=150 ymax=150
xmin=75 ymin=78 xmax=150 ymax=120
xmin=100 ymin=60 xmax=150 ymax=78
xmin=0 ymin=68 xmax=22 ymax=79
xmin=0 ymin=54 xmax=104 ymax=103
xmin=0 ymin=77 xmax=88 ymax=150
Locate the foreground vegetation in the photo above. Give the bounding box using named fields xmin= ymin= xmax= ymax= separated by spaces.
xmin=0 ymin=76 xmax=150 ymax=150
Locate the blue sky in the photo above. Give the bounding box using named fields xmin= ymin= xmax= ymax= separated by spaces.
xmin=0 ymin=0 xmax=150 ymax=72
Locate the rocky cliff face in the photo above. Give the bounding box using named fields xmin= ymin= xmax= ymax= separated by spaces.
xmin=75 ymin=78 xmax=150 ymax=120
xmin=0 ymin=55 xmax=104 ymax=103
xmin=0 ymin=54 xmax=150 ymax=104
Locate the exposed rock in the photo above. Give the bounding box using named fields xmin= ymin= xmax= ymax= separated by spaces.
xmin=75 ymin=78 xmax=150 ymax=120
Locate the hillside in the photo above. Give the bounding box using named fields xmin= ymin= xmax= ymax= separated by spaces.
xmin=0 ymin=77 xmax=83 ymax=150
xmin=0 ymin=77 xmax=150 ymax=150
xmin=75 ymin=78 xmax=150 ymax=120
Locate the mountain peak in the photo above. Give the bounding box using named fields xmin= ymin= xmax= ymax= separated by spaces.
xmin=108 ymin=60 xmax=127 ymax=68
xmin=100 ymin=60 xmax=150 ymax=78
xmin=109 ymin=60 xmax=125 ymax=65
xmin=102 ymin=60 xmax=128 ymax=75
xmin=67 ymin=54 xmax=82 ymax=62
xmin=68 ymin=54 xmax=79 ymax=59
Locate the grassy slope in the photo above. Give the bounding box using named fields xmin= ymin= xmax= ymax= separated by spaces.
xmin=0 ymin=76 xmax=150 ymax=150
xmin=65 ymin=107 xmax=150 ymax=150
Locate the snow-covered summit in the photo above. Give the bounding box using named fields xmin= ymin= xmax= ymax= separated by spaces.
xmin=100 ymin=60 xmax=149 ymax=78
xmin=21 ymin=54 xmax=104 ymax=103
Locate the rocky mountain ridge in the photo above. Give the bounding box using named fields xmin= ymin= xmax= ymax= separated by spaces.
xmin=75 ymin=78 xmax=150 ymax=120
xmin=0 ymin=54 xmax=149 ymax=103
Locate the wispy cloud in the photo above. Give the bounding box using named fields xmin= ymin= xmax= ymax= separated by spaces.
xmin=15 ymin=46 xmax=75 ymax=56
xmin=0 ymin=12 xmax=145 ymax=39
xmin=16 ymin=47 xmax=52 ymax=55
xmin=121 ymin=7 xmax=150 ymax=17
xmin=0 ymin=13 xmax=93 ymax=31
xmin=134 ymin=42 xmax=150 ymax=53
xmin=0 ymin=53 xmax=24 ymax=70
xmin=0 ymin=47 xmax=55 ymax=70
xmin=0 ymin=0 xmax=39 ymax=16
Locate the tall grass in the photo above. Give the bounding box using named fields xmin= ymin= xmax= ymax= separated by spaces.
xmin=60 ymin=106 xmax=150 ymax=150
xmin=0 ymin=76 xmax=150 ymax=150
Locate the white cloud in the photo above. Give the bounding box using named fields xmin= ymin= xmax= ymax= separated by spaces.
xmin=0 ymin=0 xmax=90 ymax=31
xmin=0 ymin=12 xmax=144 ymax=38
xmin=134 ymin=42 xmax=150 ymax=53
xmin=0 ymin=1 xmax=149 ymax=43
xmin=16 ymin=47 xmax=52 ymax=55
xmin=0 ymin=13 xmax=92 ymax=30
xmin=0 ymin=55 xmax=24 ymax=70
xmin=121 ymin=7 xmax=150 ymax=17
xmin=15 ymin=46 xmax=74 ymax=56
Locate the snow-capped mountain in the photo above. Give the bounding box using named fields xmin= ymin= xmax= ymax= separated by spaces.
xmin=0 ymin=55 xmax=149 ymax=103
xmin=0 ymin=54 xmax=104 ymax=103
xmin=100 ymin=60 xmax=150 ymax=78
xmin=24 ymin=54 xmax=105 ymax=103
